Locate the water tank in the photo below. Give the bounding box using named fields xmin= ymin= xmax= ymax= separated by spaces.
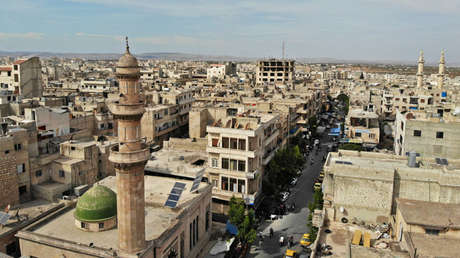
xmin=407 ymin=151 xmax=417 ymax=168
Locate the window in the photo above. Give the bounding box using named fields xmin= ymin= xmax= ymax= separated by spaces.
xmin=222 ymin=158 xmax=229 ymax=169
xmin=4 ymin=150 xmax=9 ymax=154
xmin=369 ymin=133 xmax=375 ymax=139
xmin=17 ymin=164 xmax=25 ymax=174
xmin=230 ymin=159 xmax=237 ymax=170
xmin=238 ymin=160 xmax=246 ymax=172
xmin=221 ymin=177 xmax=229 ymax=191
xmin=436 ymin=132 xmax=444 ymax=139
xmin=59 ymin=170 xmax=65 ymax=177
xmin=425 ymin=229 xmax=439 ymax=235
xmin=35 ymin=170 xmax=42 ymax=177
xmin=19 ymin=185 xmax=27 ymax=195
xmin=413 ymin=130 xmax=422 ymax=137
xmin=196 ymin=216 xmax=199 ymax=242
xmin=14 ymin=143 xmax=22 ymax=151
xmin=81 ymin=222 xmax=87 ymax=229
xmin=238 ymin=179 xmax=245 ymax=193
xmin=99 ymin=223 xmax=104 ymax=229
xmin=222 ymin=137 xmax=229 ymax=148
xmin=108 ymin=123 xmax=113 ymax=129
xmin=212 ymin=179 xmax=218 ymax=188
xmin=211 ymin=158 xmax=218 ymax=168
xmin=230 ymin=138 xmax=238 ymax=149
xmin=238 ymin=139 xmax=246 ymax=150
xmin=14 ymin=74 xmax=18 ymax=82
xmin=400 ymin=121 xmax=404 ymax=130
xmin=355 ymin=132 xmax=362 ymax=137
xmin=211 ymin=138 xmax=219 ymax=147
xmin=14 ymin=65 xmax=18 ymax=71
xmin=230 ymin=178 xmax=237 ymax=192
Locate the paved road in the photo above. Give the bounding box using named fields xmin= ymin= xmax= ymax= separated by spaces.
xmin=249 ymin=134 xmax=333 ymax=258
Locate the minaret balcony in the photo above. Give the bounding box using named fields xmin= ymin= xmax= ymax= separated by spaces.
xmin=109 ymin=144 xmax=150 ymax=165
xmin=107 ymin=101 xmax=145 ymax=117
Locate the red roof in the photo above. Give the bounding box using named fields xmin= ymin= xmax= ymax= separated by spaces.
xmin=13 ymin=59 xmax=26 ymax=65
xmin=0 ymin=67 xmax=12 ymax=72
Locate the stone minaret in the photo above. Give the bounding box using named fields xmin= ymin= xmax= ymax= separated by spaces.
xmin=438 ymin=50 xmax=446 ymax=88
xmin=109 ymin=37 xmax=149 ymax=254
xmin=416 ymin=50 xmax=424 ymax=88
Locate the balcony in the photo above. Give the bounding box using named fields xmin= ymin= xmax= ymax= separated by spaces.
xmin=206 ymin=146 xmax=256 ymax=158
xmin=109 ymin=144 xmax=150 ymax=164
xmin=245 ymin=169 xmax=259 ymax=180
xmin=263 ymin=146 xmax=279 ymax=165
xmin=264 ymin=129 xmax=279 ymax=147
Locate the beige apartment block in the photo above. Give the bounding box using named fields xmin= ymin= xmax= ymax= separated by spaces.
xmin=394 ymin=109 xmax=460 ymax=159
xmin=142 ymin=89 xmax=194 ymax=144
xmin=0 ymin=57 xmax=42 ymax=98
xmin=322 ymin=150 xmax=460 ymax=225
xmin=256 ymin=59 xmax=295 ymax=85
xmin=345 ymin=107 xmax=380 ymax=147
xmin=206 ymin=112 xmax=278 ymax=213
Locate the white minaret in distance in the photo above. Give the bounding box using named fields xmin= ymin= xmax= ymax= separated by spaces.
xmin=438 ymin=50 xmax=446 ymax=88
xmin=417 ymin=50 xmax=424 ymax=88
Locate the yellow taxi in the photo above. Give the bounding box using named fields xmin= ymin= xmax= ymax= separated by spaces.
xmin=300 ymin=233 xmax=312 ymax=247
xmin=284 ymin=249 xmax=297 ymax=258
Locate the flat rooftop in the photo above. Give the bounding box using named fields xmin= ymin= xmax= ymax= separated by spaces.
xmin=409 ymin=232 xmax=460 ymax=257
xmin=0 ymin=199 xmax=59 ymax=236
xmin=397 ymin=198 xmax=460 ymax=229
xmin=326 ymin=150 xmax=460 ymax=173
xmin=28 ymin=176 xmax=209 ymax=251
xmin=317 ymin=222 xmax=409 ymax=258
xmin=146 ymin=149 xmax=206 ymax=179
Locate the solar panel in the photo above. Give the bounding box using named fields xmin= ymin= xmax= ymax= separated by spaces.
xmin=190 ymin=170 xmax=205 ymax=192
xmin=164 ymin=182 xmax=186 ymax=208
xmin=0 ymin=212 xmax=10 ymax=225
xmin=165 ymin=200 xmax=178 ymax=208
xmin=173 ymin=182 xmax=186 ymax=190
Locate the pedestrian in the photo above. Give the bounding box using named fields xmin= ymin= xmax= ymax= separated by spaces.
xmin=269 ymin=228 xmax=274 ymax=238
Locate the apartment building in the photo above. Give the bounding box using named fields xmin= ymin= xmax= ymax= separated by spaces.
xmin=24 ymin=106 xmax=71 ymax=136
xmin=206 ymin=111 xmax=278 ymax=213
xmin=256 ymin=59 xmax=295 ymax=85
xmin=322 ymin=150 xmax=460 ymax=225
xmin=345 ymin=107 xmax=380 ymax=148
xmin=141 ymin=89 xmax=194 ymax=144
xmin=394 ymin=109 xmax=460 ymax=159
xmin=79 ymin=78 xmax=117 ymax=93
xmin=206 ymin=63 xmax=236 ymax=80
xmin=0 ymin=57 xmax=42 ymax=98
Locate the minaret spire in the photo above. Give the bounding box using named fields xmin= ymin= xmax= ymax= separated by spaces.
xmin=438 ymin=49 xmax=446 ymax=88
xmin=417 ymin=50 xmax=424 ymax=88
xmin=125 ymin=36 xmax=130 ymax=54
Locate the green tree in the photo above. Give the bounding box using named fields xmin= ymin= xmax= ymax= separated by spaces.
xmin=228 ymin=197 xmax=257 ymax=244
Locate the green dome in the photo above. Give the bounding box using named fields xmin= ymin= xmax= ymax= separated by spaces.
xmin=74 ymin=185 xmax=117 ymax=222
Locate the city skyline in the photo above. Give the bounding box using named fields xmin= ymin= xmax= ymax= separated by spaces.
xmin=1 ymin=0 xmax=460 ymax=62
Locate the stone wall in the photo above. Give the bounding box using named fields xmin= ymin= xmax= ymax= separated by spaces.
xmin=0 ymin=137 xmax=19 ymax=208
xmin=163 ymin=137 xmax=207 ymax=152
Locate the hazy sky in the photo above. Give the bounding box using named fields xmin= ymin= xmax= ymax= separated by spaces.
xmin=1 ymin=0 xmax=460 ymax=62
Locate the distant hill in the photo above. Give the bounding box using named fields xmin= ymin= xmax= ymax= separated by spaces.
xmin=0 ymin=50 xmax=458 ymax=66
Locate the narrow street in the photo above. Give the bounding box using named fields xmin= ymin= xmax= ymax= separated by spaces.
xmin=249 ymin=133 xmax=333 ymax=258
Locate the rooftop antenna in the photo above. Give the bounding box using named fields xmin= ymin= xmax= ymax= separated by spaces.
xmin=282 ymin=41 xmax=285 ymax=59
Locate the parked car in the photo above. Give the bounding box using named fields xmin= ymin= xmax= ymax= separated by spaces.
xmin=314 ymin=181 xmax=322 ymax=191
xmin=318 ymin=172 xmax=324 ymax=182
xmin=290 ymin=177 xmax=298 ymax=186
xmin=300 ymin=233 xmax=312 ymax=248
xmin=280 ymin=191 xmax=290 ymax=202
xmin=284 ymin=249 xmax=297 ymax=258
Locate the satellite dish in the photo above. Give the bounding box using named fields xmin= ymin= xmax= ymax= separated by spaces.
xmin=339 ymin=206 xmax=345 ymax=213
